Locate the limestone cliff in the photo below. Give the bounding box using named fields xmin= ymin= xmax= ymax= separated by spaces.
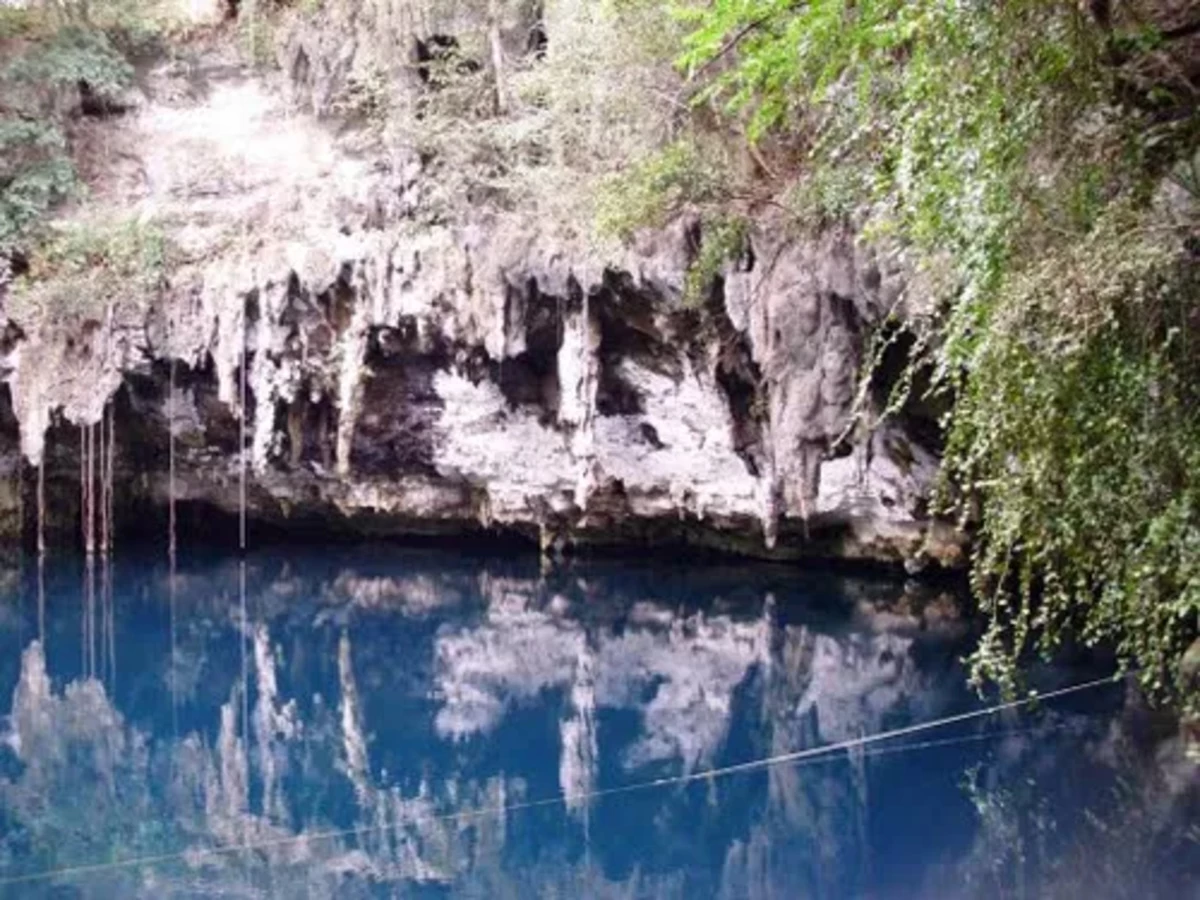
xmin=0 ymin=14 xmax=963 ymax=566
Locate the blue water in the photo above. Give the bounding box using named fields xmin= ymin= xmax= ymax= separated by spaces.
xmin=0 ymin=547 xmax=1194 ymax=898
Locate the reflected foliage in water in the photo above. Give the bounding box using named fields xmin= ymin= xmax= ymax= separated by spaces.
xmin=0 ymin=549 xmax=1194 ymax=898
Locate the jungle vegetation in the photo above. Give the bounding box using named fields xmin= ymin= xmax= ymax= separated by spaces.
xmin=632 ymin=0 xmax=1200 ymax=705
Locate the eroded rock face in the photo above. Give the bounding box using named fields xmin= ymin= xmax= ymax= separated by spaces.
xmin=0 ymin=36 xmax=964 ymax=566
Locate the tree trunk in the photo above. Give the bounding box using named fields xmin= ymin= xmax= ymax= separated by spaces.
xmin=488 ymin=0 xmax=508 ymax=115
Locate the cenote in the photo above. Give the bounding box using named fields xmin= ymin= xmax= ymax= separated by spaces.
xmin=5 ymin=0 xmax=1200 ymax=896
xmin=0 ymin=545 xmax=1194 ymax=899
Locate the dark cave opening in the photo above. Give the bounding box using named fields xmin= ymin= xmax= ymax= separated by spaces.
xmin=868 ymin=319 xmax=946 ymax=456
xmin=349 ymin=326 xmax=443 ymax=478
xmin=415 ymin=34 xmax=480 ymax=88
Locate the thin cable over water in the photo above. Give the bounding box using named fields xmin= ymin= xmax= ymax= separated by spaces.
xmin=0 ymin=671 xmax=1124 ymax=888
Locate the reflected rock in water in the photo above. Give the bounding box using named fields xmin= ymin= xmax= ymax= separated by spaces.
xmin=0 ymin=550 xmax=1193 ymax=898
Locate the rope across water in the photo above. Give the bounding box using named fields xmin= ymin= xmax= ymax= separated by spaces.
xmin=0 ymin=671 xmax=1125 ymax=888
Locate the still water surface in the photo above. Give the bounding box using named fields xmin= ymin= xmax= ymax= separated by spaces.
xmin=0 ymin=548 xmax=1194 ymax=898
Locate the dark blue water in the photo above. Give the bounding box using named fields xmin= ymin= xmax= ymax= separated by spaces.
xmin=0 ymin=548 xmax=1194 ymax=899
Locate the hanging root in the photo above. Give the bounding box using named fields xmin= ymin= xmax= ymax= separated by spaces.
xmin=83 ymin=553 xmax=95 ymax=679
xmin=36 ymin=552 xmax=44 ymax=642
xmin=169 ymin=357 xmax=176 ymax=560
xmin=79 ymin=425 xmax=86 ymax=554
xmin=36 ymin=456 xmax=45 ymax=559
xmin=239 ymin=336 xmax=248 ymax=554
xmin=105 ymin=403 xmax=115 ymax=554
xmin=99 ymin=412 xmax=107 ymax=556
xmin=102 ymin=547 xmax=114 ymax=689
xmin=93 ymin=419 xmax=100 ymax=556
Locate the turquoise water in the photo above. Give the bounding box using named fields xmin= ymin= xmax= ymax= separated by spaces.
xmin=0 ymin=548 xmax=1194 ymax=898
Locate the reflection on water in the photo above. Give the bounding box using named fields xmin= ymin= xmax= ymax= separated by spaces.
xmin=0 ymin=549 xmax=1194 ymax=898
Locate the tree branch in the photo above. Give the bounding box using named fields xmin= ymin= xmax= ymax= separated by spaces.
xmin=1162 ymin=19 xmax=1200 ymax=41
xmin=689 ymin=14 xmax=774 ymax=82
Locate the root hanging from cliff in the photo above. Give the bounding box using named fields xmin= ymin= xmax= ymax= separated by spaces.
xmin=239 ymin=335 xmax=247 ymax=554
xmin=105 ymin=404 xmax=114 ymax=554
xmin=102 ymin=548 xmax=114 ymax=691
xmin=237 ymin=306 xmax=250 ymax=843
xmin=79 ymin=420 xmax=100 ymax=557
xmin=93 ymin=420 xmax=100 ymax=554
xmin=169 ymin=531 xmax=178 ymax=741
xmin=82 ymin=554 xmax=95 ymax=679
xmin=238 ymin=556 xmax=249 ymax=840
xmin=88 ymin=423 xmax=94 ymax=556
xmin=167 ymin=340 xmax=179 ymax=736
xmin=78 ymin=417 xmax=99 ymax=678
xmin=99 ymin=412 xmax=108 ymax=556
xmin=79 ymin=425 xmax=87 ymax=555
xmin=36 ymin=552 xmax=44 ymax=644
xmin=87 ymin=401 xmax=116 ymax=689
xmin=36 ymin=456 xmax=45 ymax=559
xmin=169 ymin=357 xmax=177 ymax=560
xmin=79 ymin=563 xmax=85 ymax=674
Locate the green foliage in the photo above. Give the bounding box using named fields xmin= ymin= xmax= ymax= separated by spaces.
xmin=0 ymin=1 xmax=151 ymax=252
xmin=13 ymin=219 xmax=168 ymax=322
xmin=666 ymin=0 xmax=1200 ymax=703
xmin=5 ymin=24 xmax=134 ymax=99
xmin=946 ymin=205 xmax=1200 ymax=702
xmin=596 ymin=140 xmax=727 ymax=241
xmin=0 ymin=118 xmax=77 ymax=251
xmin=365 ymin=0 xmax=684 ymax=236
xmin=0 ymin=6 xmax=43 ymax=39
xmin=30 ymin=218 xmax=167 ymax=280
xmin=787 ymin=164 xmax=869 ymax=229
xmin=684 ymin=214 xmax=747 ymax=306
xmin=239 ymin=0 xmax=280 ymax=67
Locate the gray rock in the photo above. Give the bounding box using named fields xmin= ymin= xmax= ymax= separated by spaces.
xmin=0 ymin=31 xmax=964 ymax=568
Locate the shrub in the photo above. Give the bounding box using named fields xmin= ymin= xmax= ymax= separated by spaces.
xmin=12 ymin=219 xmax=169 ymax=323
xmin=0 ymin=3 xmax=147 ymax=253
xmin=0 ymin=119 xmax=77 ymax=252
xmin=4 ymin=24 xmax=134 ymax=101
xmin=596 ymin=139 xmax=729 ymax=241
